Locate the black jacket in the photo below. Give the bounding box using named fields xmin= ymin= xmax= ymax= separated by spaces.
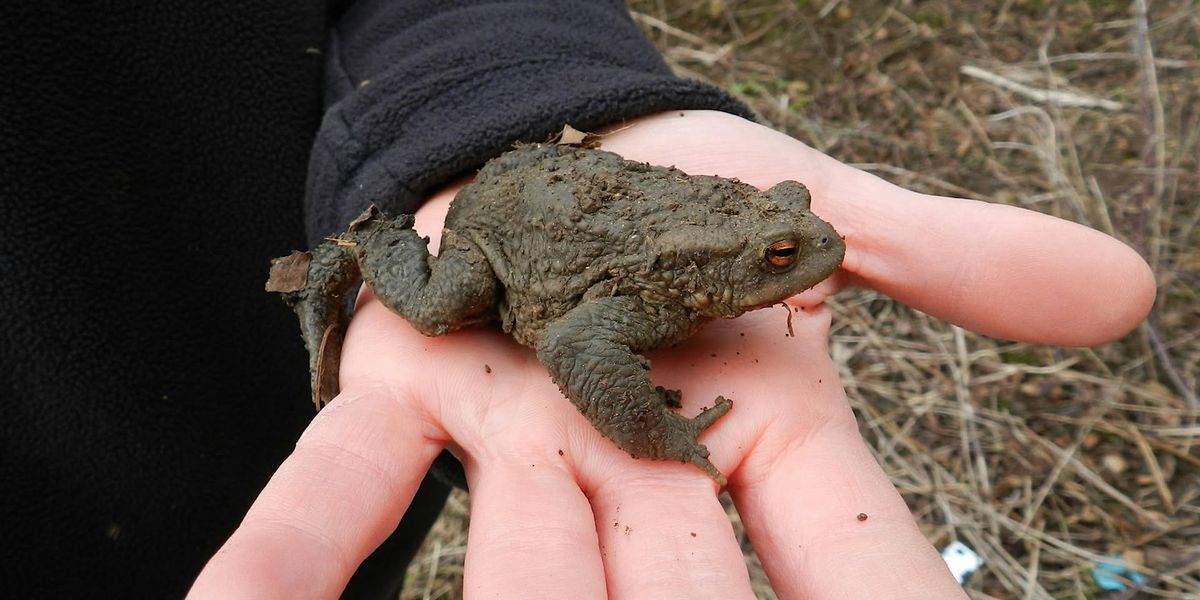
xmin=0 ymin=1 xmax=744 ymax=597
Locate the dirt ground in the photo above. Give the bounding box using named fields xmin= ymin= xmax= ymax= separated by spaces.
xmin=401 ymin=2 xmax=1199 ymax=598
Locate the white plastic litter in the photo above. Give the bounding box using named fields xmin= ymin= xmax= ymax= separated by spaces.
xmin=941 ymin=541 xmax=984 ymax=584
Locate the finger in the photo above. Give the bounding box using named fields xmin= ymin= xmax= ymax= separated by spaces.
xmin=188 ymin=386 xmax=443 ymax=599
xmin=588 ymin=474 xmax=756 ymax=600
xmin=827 ymin=182 xmax=1155 ymax=346
xmin=728 ymin=379 xmax=965 ymax=598
xmin=460 ymin=457 xmax=608 ymax=599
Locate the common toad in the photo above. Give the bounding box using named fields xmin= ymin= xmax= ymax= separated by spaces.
xmin=267 ymin=144 xmax=845 ymax=483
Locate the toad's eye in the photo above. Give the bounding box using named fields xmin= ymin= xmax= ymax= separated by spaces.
xmin=765 ymin=240 xmax=799 ymax=269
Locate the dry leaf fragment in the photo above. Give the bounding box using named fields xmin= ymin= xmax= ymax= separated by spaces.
xmin=551 ymin=124 xmax=602 ymax=148
xmin=313 ymin=324 xmax=340 ymax=408
xmin=265 ymin=250 xmax=311 ymax=293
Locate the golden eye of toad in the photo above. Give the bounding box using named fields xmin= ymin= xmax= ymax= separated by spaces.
xmin=765 ymin=240 xmax=798 ymax=268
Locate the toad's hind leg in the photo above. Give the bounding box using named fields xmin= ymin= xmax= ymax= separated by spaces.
xmin=535 ymin=296 xmax=732 ymax=484
xmin=267 ymin=208 xmax=496 ymax=407
xmin=351 ymin=209 xmax=497 ymax=337
xmin=266 ymin=243 xmax=362 ymax=407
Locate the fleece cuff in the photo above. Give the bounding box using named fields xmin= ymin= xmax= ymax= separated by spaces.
xmin=304 ymin=0 xmax=750 ymax=243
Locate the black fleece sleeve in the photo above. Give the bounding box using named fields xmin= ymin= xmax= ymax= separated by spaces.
xmin=305 ymin=0 xmax=751 ymax=243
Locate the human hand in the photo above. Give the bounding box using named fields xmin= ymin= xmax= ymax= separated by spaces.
xmin=189 ymin=111 xmax=1154 ymax=599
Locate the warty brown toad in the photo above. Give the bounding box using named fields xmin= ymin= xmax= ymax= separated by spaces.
xmin=267 ymin=144 xmax=845 ymax=484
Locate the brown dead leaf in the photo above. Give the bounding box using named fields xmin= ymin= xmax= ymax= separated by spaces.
xmin=314 ymin=324 xmax=341 ymax=408
xmin=265 ymin=250 xmax=311 ymax=293
xmin=550 ymin=124 xmax=602 ymax=148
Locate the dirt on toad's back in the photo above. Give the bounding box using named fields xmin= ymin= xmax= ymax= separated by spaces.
xmin=446 ymin=145 xmax=830 ymax=346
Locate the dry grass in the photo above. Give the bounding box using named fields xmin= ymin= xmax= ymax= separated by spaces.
xmin=402 ymin=1 xmax=1200 ymax=598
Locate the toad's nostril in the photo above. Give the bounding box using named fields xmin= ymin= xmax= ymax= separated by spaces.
xmin=815 ymin=235 xmax=829 ymax=248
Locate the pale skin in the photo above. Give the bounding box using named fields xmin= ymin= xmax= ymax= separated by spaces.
xmin=189 ymin=111 xmax=1155 ymax=599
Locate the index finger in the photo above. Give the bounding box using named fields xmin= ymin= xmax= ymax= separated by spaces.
xmin=822 ymin=175 xmax=1155 ymax=347
xmin=188 ymin=386 xmax=444 ymax=599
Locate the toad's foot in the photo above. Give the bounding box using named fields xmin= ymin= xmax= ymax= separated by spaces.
xmin=658 ymin=396 xmax=733 ymax=484
xmin=537 ymin=296 xmax=730 ymax=484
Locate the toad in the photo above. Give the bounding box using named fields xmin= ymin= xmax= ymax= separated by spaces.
xmin=267 ymin=144 xmax=845 ymax=484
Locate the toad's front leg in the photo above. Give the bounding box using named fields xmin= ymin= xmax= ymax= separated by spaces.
xmin=535 ymin=296 xmax=732 ymax=484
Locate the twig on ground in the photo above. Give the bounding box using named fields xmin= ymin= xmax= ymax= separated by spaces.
xmin=1025 ymin=52 xmax=1197 ymax=69
xmin=1132 ymin=0 xmax=1168 ymax=269
xmin=629 ymin=11 xmax=710 ymax=46
xmin=960 ymin=65 xmax=1123 ymax=111
xmin=1143 ymin=318 xmax=1200 ymax=411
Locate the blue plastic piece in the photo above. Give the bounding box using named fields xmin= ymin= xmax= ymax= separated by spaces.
xmin=1091 ymin=554 xmax=1148 ymax=592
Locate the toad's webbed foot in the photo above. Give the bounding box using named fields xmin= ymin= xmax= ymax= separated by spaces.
xmin=536 ymin=296 xmax=731 ymax=484
xmin=659 ymin=397 xmax=732 ymax=481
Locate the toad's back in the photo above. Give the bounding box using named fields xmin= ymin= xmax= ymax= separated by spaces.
xmin=445 ymin=145 xmax=768 ymax=345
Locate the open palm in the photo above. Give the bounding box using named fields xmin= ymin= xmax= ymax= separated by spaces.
xmin=191 ymin=111 xmax=1154 ymax=599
